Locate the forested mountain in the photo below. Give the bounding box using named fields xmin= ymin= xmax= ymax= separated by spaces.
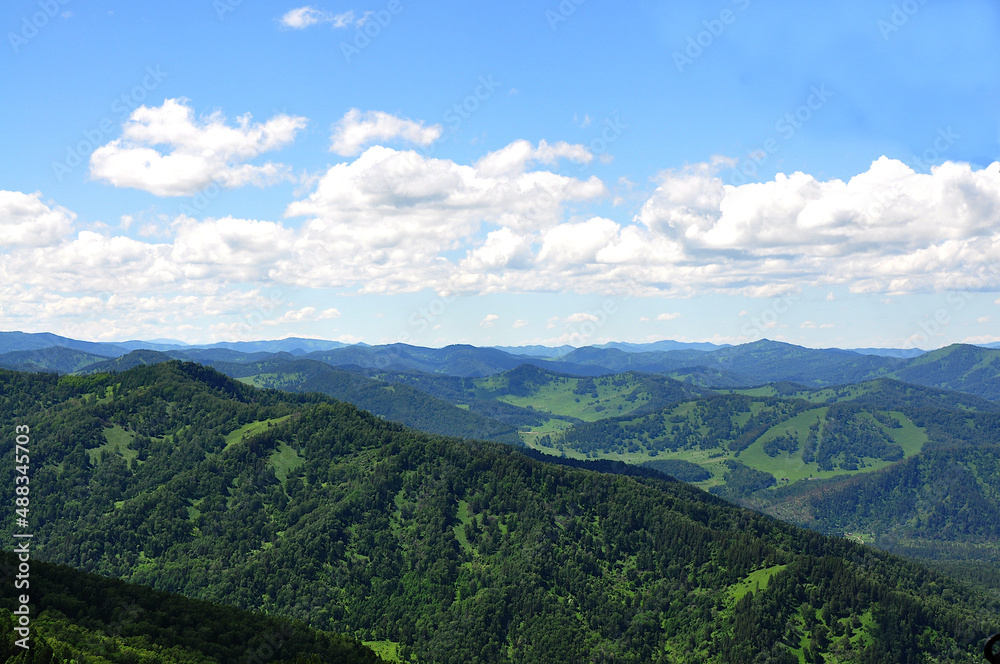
xmin=299 ymin=343 xmax=604 ymax=378
xmin=748 ymin=425 xmax=1000 ymax=595
xmin=211 ymin=356 xmax=523 ymax=444
xmin=775 ymin=377 xmax=1000 ymax=413
xmin=0 ymin=552 xmax=383 ymax=663
xmin=0 ymin=332 xmax=131 ymax=357
xmin=0 ymin=347 xmax=113 ymax=374
xmin=0 ymin=363 xmax=995 ymax=663
xmin=887 ymin=343 xmax=1000 ymax=401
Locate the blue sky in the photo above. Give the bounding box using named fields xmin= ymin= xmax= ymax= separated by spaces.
xmin=2 ymin=0 xmax=999 ymax=349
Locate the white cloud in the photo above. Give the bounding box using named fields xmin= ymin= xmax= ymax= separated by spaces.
xmin=475 ymin=139 xmax=592 ymax=177
xmin=90 ymin=98 xmax=307 ymax=196
xmin=281 ymin=142 xmax=605 ymax=293
xmin=0 ymin=191 xmax=75 ymax=246
xmin=479 ymin=313 xmax=499 ymax=327
xmin=170 ymin=216 xmax=296 ymax=280
xmin=635 ymin=157 xmax=1000 ymax=293
xmin=280 ymin=7 xmax=364 ymax=29
xmin=513 ymin=319 xmax=528 ymax=328
xmin=268 ymin=307 xmax=341 ymax=324
xmin=537 ymin=217 xmax=621 ymax=266
xmin=656 ymin=312 xmax=681 ymax=321
xmin=964 ymin=334 xmax=1000 ymax=345
xmin=460 ymin=228 xmax=532 ymax=273
xmin=280 ymin=6 xmax=328 ymax=28
xmin=331 ymin=109 xmax=442 ymax=156
xmin=566 ymin=312 xmax=599 ymax=323
xmin=10 ymin=153 xmax=1000 ymax=342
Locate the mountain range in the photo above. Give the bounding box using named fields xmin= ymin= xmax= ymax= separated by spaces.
xmin=0 ymin=361 xmax=994 ymax=662
xmin=5 ymin=331 xmax=1000 ymax=660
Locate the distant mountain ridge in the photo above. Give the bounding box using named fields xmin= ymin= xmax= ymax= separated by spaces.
xmin=5 ymin=331 xmax=1000 ymax=401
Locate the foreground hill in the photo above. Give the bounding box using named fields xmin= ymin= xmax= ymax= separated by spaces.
xmin=0 ymin=553 xmax=383 ymax=664
xmin=0 ymin=363 xmax=994 ymax=663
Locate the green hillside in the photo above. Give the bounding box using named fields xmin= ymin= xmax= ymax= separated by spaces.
xmin=0 ymin=347 xmax=114 ymax=374
xmin=0 ymin=552 xmax=383 ymax=663
xmin=887 ymin=343 xmax=1000 ymax=401
xmin=0 ymin=364 xmax=994 ymax=663
xmin=180 ymin=356 xmax=523 ymax=445
xmin=755 ymin=444 xmax=1000 ymax=595
xmin=546 ymin=395 xmax=927 ymax=491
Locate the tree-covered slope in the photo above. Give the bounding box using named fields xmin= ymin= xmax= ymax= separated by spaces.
xmin=209 ymin=357 xmax=523 ymax=444
xmin=0 ymin=347 xmax=113 ymax=374
xmin=0 ymin=552 xmax=383 ymax=664
xmin=750 ymin=442 xmax=1000 ymax=595
xmin=773 ymin=377 xmax=1000 ymax=413
xmin=888 ymin=343 xmax=1000 ymax=401
xmin=549 ymin=340 xmax=903 ymax=387
xmin=0 ymin=364 xmax=994 ymax=663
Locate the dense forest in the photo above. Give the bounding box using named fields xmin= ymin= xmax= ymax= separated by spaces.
xmin=0 ymin=553 xmax=383 ymax=664
xmin=0 ymin=363 xmax=995 ymax=662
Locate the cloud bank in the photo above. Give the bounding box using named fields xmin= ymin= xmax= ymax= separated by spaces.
xmin=10 ymin=101 xmax=1000 ymax=341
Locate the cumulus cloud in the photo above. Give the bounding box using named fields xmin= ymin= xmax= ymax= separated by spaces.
xmin=460 ymin=228 xmax=532 ymax=273
xmin=281 ymin=142 xmax=605 ymax=292
xmin=90 ymin=98 xmax=307 ymax=196
xmin=635 ymin=157 xmax=1000 ymax=293
xmin=9 ymin=154 xmax=1000 ymax=341
xmin=537 ymin=217 xmax=621 ymax=266
xmin=479 ymin=314 xmax=499 ymax=327
xmin=170 ymin=216 xmax=296 ymax=280
xmin=0 ymin=191 xmax=75 ymax=246
xmin=331 ymin=109 xmax=442 ymax=156
xmin=656 ymin=312 xmax=681 ymax=321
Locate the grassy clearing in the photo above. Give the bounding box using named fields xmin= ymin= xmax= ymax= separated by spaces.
xmin=885 ymin=411 xmax=927 ymax=456
xmin=269 ymin=440 xmax=304 ymax=486
xmin=223 ymin=415 xmax=292 ymax=449
xmin=519 ymin=418 xmax=576 ymax=448
xmin=87 ymin=424 xmax=138 ymax=465
xmin=363 ymin=640 xmax=402 ymax=662
xmin=726 ymin=564 xmax=788 ymax=604
xmin=738 ymin=408 xmax=927 ymax=484
xmin=845 ymin=532 xmax=875 ymax=544
xmin=453 ymin=499 xmax=476 ymax=556
xmin=237 ymin=372 xmax=306 ymax=389
xmin=479 ymin=374 xmax=650 ymax=422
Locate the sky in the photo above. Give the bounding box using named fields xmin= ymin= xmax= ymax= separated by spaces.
xmin=1 ymin=0 xmax=999 ymax=350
